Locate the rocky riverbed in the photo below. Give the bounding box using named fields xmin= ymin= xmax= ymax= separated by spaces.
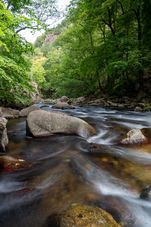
xmin=0 ymin=103 xmax=151 ymax=226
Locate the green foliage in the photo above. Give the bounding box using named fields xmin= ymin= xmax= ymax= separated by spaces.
xmin=0 ymin=2 xmax=34 ymax=105
xmin=31 ymin=55 xmax=46 ymax=86
xmin=33 ymin=0 xmax=151 ymax=98
xmin=0 ymin=0 xmax=58 ymax=106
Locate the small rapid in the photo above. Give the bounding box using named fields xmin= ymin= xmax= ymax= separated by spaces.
xmin=0 ymin=105 xmax=151 ymax=226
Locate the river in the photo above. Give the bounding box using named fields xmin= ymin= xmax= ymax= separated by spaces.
xmin=1 ymin=105 xmax=151 ymax=227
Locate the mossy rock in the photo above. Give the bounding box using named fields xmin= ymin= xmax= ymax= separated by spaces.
xmin=61 ymin=203 xmax=121 ymax=227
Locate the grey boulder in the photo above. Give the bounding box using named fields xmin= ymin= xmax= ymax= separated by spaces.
xmin=0 ymin=117 xmax=9 ymax=152
xmin=19 ymin=105 xmax=40 ymax=117
xmin=26 ymin=110 xmax=96 ymax=139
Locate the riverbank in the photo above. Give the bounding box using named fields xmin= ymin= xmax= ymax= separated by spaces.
xmin=1 ymin=93 xmax=151 ymax=118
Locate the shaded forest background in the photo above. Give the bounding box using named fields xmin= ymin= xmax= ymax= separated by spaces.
xmin=1 ymin=0 xmax=151 ymax=106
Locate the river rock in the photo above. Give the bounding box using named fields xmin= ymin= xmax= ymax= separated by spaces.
xmin=0 ymin=117 xmax=8 ymax=152
xmin=60 ymin=96 xmax=69 ymax=103
xmin=27 ymin=110 xmax=96 ymax=138
xmin=72 ymin=97 xmax=85 ymax=106
xmin=0 ymin=107 xmax=19 ymax=119
xmin=52 ymin=101 xmax=75 ymax=109
xmin=140 ymin=185 xmax=151 ymax=201
xmin=43 ymin=99 xmax=57 ymax=104
xmin=0 ymin=155 xmax=30 ymax=172
xmin=121 ymin=129 xmax=148 ymax=145
xmin=88 ymin=196 xmax=136 ymax=226
xmin=134 ymin=106 xmax=143 ymax=112
xmin=88 ymin=99 xmax=106 ymax=106
xmin=60 ymin=203 xmax=121 ymax=227
xmin=19 ymin=105 xmax=40 ymax=117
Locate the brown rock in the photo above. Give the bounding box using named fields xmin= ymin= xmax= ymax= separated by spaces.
xmin=0 ymin=107 xmax=19 ymax=119
xmin=60 ymin=96 xmax=69 ymax=103
xmin=60 ymin=203 xmax=121 ymax=227
xmin=72 ymin=97 xmax=85 ymax=105
xmin=0 ymin=155 xmax=30 ymax=172
xmin=52 ymin=101 xmax=75 ymax=109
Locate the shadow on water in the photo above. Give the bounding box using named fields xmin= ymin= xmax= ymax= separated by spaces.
xmin=1 ymin=106 xmax=151 ymax=226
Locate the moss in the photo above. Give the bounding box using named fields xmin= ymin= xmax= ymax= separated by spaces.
xmin=61 ymin=203 xmax=121 ymax=227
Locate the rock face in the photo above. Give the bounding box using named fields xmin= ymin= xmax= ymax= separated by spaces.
xmin=27 ymin=110 xmax=96 ymax=138
xmin=121 ymin=129 xmax=148 ymax=145
xmin=52 ymin=101 xmax=75 ymax=109
xmin=60 ymin=203 xmax=121 ymax=227
xmin=19 ymin=105 xmax=40 ymax=117
xmin=0 ymin=107 xmax=19 ymax=119
xmin=0 ymin=117 xmax=8 ymax=152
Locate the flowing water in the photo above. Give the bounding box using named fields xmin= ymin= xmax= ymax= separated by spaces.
xmin=1 ymin=105 xmax=151 ymax=226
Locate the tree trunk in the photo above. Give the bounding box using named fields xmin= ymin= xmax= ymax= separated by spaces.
xmin=134 ymin=6 xmax=144 ymax=90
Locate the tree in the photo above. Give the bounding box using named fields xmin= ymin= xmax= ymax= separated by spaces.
xmin=0 ymin=1 xmax=33 ymax=105
xmin=34 ymin=0 xmax=151 ymax=98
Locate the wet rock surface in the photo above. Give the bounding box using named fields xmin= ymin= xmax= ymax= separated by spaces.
xmin=60 ymin=203 xmax=121 ymax=227
xmin=0 ymin=117 xmax=8 ymax=152
xmin=140 ymin=185 xmax=151 ymax=201
xmin=0 ymin=155 xmax=30 ymax=172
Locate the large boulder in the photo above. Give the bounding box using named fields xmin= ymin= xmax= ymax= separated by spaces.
xmin=0 ymin=117 xmax=8 ymax=152
xmin=52 ymin=101 xmax=75 ymax=109
xmin=60 ymin=203 xmax=121 ymax=227
xmin=19 ymin=105 xmax=40 ymax=117
xmin=0 ymin=107 xmax=19 ymax=119
xmin=27 ymin=110 xmax=96 ymax=138
xmin=121 ymin=129 xmax=148 ymax=145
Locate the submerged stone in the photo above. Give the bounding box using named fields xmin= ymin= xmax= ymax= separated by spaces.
xmin=0 ymin=155 xmax=30 ymax=172
xmin=60 ymin=203 xmax=121 ymax=227
xmin=140 ymin=185 xmax=151 ymax=201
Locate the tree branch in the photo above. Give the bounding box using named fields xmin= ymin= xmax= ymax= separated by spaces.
xmin=16 ymin=26 xmax=38 ymax=33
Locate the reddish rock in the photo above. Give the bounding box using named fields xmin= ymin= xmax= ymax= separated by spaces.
xmin=0 ymin=155 xmax=31 ymax=172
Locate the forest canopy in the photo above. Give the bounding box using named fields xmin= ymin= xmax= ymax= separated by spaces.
xmin=1 ymin=0 xmax=151 ymax=105
xmin=34 ymin=0 xmax=151 ymax=99
xmin=0 ymin=0 xmax=57 ymax=106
